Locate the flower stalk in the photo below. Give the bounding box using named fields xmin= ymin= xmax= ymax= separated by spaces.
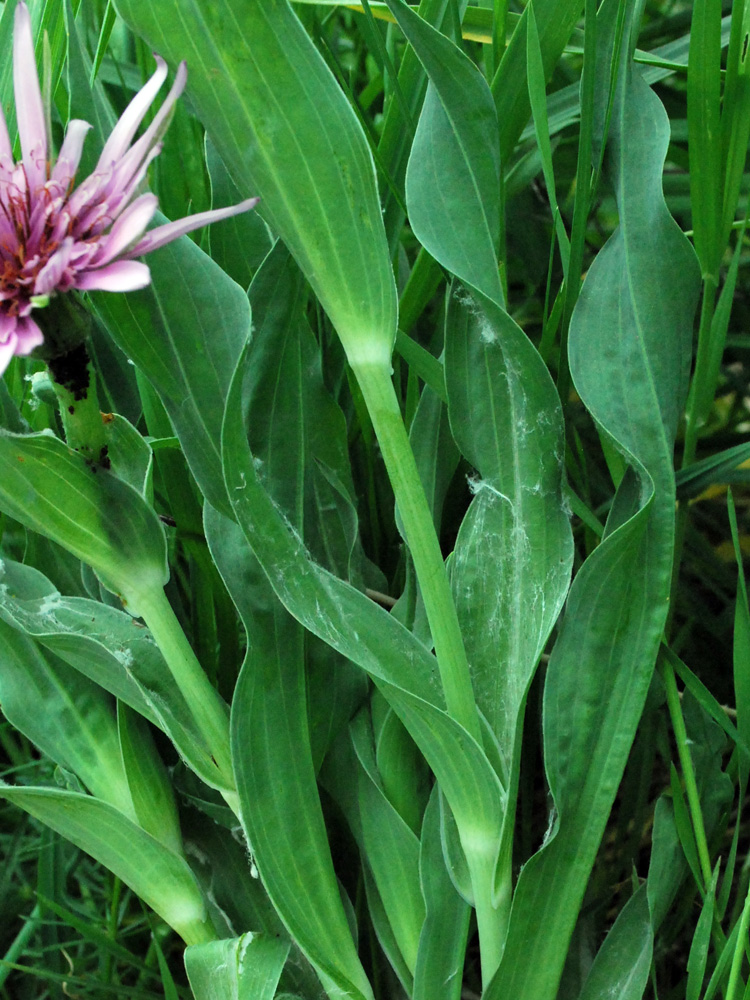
xmin=352 ymin=359 xmax=480 ymax=743
xmin=134 ymin=586 xmax=234 ymax=790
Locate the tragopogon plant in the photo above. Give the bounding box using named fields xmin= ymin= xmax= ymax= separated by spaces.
xmin=0 ymin=1 xmax=749 ymax=999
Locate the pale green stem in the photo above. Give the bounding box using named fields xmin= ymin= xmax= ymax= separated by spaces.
xmin=468 ymin=842 xmax=511 ymax=987
xmin=352 ymin=360 xmax=481 ymax=743
xmin=353 ymin=361 xmax=509 ymax=980
xmin=136 ymin=587 xmax=233 ymax=790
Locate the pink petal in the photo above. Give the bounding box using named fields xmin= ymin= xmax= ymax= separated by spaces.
xmin=109 ymin=62 xmax=187 ymax=195
xmin=93 ymin=193 xmax=158 ymax=267
xmin=95 ymin=56 xmax=168 ymax=171
xmin=14 ymin=2 xmax=47 ymax=190
xmin=0 ymin=329 xmax=17 ymax=374
xmin=14 ymin=315 xmax=44 ymax=354
xmin=75 ymin=259 xmax=151 ymax=292
xmin=0 ymin=102 xmax=11 ymax=162
xmin=128 ymin=197 xmax=260 ymax=257
xmin=51 ymin=120 xmax=92 ymax=189
xmin=66 ymin=166 xmax=110 ymax=220
xmin=35 ymin=238 xmax=74 ymax=295
xmin=107 ymin=143 xmax=162 ymax=217
xmin=0 ymin=311 xmax=18 ymax=342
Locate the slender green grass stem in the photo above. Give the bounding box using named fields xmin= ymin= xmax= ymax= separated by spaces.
xmin=136 ymin=587 xmax=233 ymax=788
xmin=683 ymin=276 xmax=719 ymax=470
xmin=659 ymin=655 xmax=713 ymax=890
xmin=725 ymin=880 xmax=750 ymax=1000
xmin=352 ymin=361 xmax=480 ymax=743
xmin=0 ymin=905 xmax=41 ymax=986
xmin=669 ymin=277 xmax=719 ymax=637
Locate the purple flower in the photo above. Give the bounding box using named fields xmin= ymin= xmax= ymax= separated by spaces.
xmin=0 ymin=2 xmax=258 ymax=374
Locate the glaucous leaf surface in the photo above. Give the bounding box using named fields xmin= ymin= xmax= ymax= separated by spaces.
xmin=445 ymin=286 xmax=573 ymax=889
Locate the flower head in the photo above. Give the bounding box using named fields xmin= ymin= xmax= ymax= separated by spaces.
xmin=0 ymin=2 xmax=258 ymax=373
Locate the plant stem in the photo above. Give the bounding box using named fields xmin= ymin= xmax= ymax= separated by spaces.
xmin=725 ymin=879 xmax=750 ymax=1000
xmin=469 ymin=843 xmax=511 ymax=988
xmin=136 ymin=587 xmax=233 ymax=789
xmin=659 ymin=652 xmax=713 ymax=890
xmin=0 ymin=904 xmax=41 ymax=986
xmin=353 ymin=360 xmax=513 ymax=981
xmin=352 ymin=361 xmax=481 ymax=744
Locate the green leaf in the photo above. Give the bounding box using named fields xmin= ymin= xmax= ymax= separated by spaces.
xmin=205 ymin=244 xmax=373 ymax=1000
xmin=577 ymin=886 xmax=652 ymax=1000
xmin=646 ymin=795 xmax=689 ymax=931
xmin=0 ymin=378 xmax=28 ymax=434
xmin=445 ymin=285 xmax=572 ymax=897
xmin=383 ymin=0 xmax=503 ymax=302
xmin=0 ymin=618 xmax=133 ymax=816
xmin=668 ymin=764 xmax=703 ymax=893
xmin=33 ymin=894 xmax=156 ymax=975
xmin=351 ymin=710 xmax=424 ymax=975
xmin=687 ymin=0 xmax=723 ymax=277
xmin=362 ymin=868 xmax=414 ymax=993
xmin=719 ymin=0 xmax=750 ymax=250
xmin=205 ymin=137 xmax=275 ymax=291
xmin=114 ymin=0 xmax=397 ymax=366
xmin=221 ymin=340 xmax=505 ymax=883
xmin=729 ymin=490 xmax=750 ymax=779
xmin=446 ymin=285 xmax=572 ymax=744
xmin=485 ymin=19 xmax=700 ymax=1000
xmin=675 ymin=441 xmax=750 ymax=500
xmin=92 ymin=230 xmax=251 ymax=517
xmin=228 ymin=566 xmax=373 ymax=1000
xmin=408 ymin=385 xmax=460 ymax=533
xmin=492 ymin=0 xmax=585 ymax=161
xmin=375 ymin=708 xmax=431 ymax=836
xmin=106 ymin=414 xmax=153 ymax=497
xmin=185 ymin=933 xmax=290 ymax=1000
xmin=117 ymin=703 xmax=183 ymax=856
xmin=686 ymin=868 xmax=718 ymax=1000
xmin=526 ymin=1 xmax=571 ymax=275
xmin=0 ymin=558 xmax=221 ymax=789
xmin=153 ymin=932 xmax=181 ymax=1000
xmin=0 ymin=784 xmax=214 ymax=946
xmin=412 ymin=790 xmax=470 ymax=1000
xmin=0 ymin=431 xmax=167 ymax=613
